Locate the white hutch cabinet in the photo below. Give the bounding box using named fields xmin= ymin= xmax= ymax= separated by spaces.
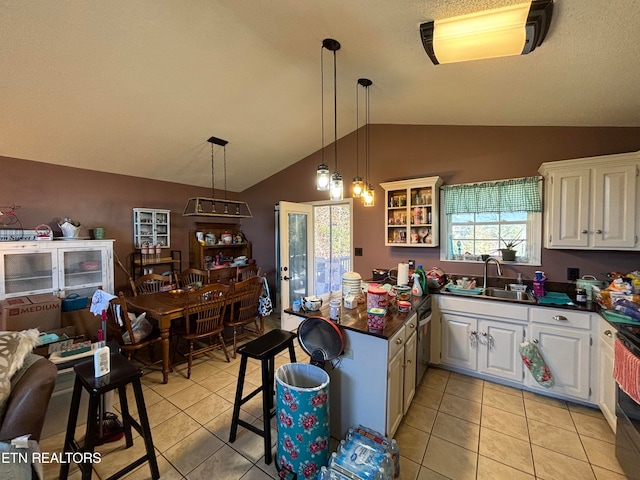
xmin=0 ymin=240 xmax=114 ymax=299
xmin=133 ymin=208 xmax=170 ymax=248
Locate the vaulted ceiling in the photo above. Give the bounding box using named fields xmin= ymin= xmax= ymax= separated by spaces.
xmin=2 ymin=1 xmax=639 ymax=192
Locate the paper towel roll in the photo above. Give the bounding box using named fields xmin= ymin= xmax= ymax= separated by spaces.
xmin=397 ymin=262 xmax=409 ymax=286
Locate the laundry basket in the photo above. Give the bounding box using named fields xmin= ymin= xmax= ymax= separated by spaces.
xmin=276 ymin=362 xmax=330 ymax=479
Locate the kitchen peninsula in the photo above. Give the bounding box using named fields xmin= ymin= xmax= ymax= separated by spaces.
xmin=285 ymin=292 xmax=431 ymax=438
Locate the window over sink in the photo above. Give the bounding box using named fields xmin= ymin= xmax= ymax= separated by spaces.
xmin=441 ymin=176 xmax=542 ymax=265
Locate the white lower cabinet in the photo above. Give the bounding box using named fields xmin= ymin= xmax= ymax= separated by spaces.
xmin=525 ymin=307 xmax=593 ymax=402
xmin=437 ymin=296 xmax=598 ymax=405
xmin=477 ymin=319 xmax=525 ymax=383
xmin=598 ymin=317 xmax=617 ymax=431
xmin=441 ymin=312 xmax=525 ymax=383
xmin=386 ymin=319 xmax=417 ymax=436
xmin=441 ymin=313 xmax=478 ymax=370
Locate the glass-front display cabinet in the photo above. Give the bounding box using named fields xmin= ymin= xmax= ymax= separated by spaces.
xmin=380 ymin=176 xmax=443 ymax=247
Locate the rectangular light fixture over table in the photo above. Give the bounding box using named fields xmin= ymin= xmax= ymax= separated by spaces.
xmin=419 ymin=0 xmax=553 ymax=65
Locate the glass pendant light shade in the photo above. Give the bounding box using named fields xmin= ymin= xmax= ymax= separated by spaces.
xmin=363 ymin=184 xmax=375 ymax=207
xmin=330 ymin=172 xmax=344 ymax=201
xmin=316 ymin=163 xmax=330 ymax=190
xmin=352 ymin=176 xmax=364 ymax=197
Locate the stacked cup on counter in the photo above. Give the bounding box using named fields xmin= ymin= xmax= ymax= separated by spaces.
xmin=367 ymin=285 xmax=388 ymax=331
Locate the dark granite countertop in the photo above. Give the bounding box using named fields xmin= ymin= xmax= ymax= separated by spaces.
xmin=285 ymin=291 xmax=430 ymax=340
xmin=434 ymin=288 xmax=597 ymax=312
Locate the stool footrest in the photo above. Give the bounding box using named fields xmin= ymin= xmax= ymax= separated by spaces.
xmin=238 ymin=385 xmax=264 ymax=406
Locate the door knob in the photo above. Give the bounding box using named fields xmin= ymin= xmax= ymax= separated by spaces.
xmin=596 ymin=229 xmax=603 ymax=234
xmin=283 ymin=276 xmax=290 ymax=281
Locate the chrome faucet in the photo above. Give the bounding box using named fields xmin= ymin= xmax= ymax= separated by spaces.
xmin=483 ymin=257 xmax=503 ymax=290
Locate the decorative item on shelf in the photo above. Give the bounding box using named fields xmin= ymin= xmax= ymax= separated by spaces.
xmin=358 ymin=78 xmax=375 ymax=207
xmin=419 ymin=0 xmax=554 ymax=65
xmin=35 ymin=224 xmax=53 ymax=240
xmin=58 ymin=217 xmax=81 ymax=238
xmin=93 ymin=227 xmax=105 ymax=240
xmin=221 ymin=232 xmax=233 ymax=245
xmin=183 ymin=136 xmax=252 ymax=218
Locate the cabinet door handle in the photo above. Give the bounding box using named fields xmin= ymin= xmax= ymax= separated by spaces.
xmin=409 ymin=322 xmax=416 ymax=329
xmin=581 ymin=229 xmax=588 ymax=234
xmin=596 ymin=229 xmax=603 ymax=234
xmin=604 ymin=330 xmax=613 ymax=338
xmin=395 ymin=337 xmax=403 ymax=345
xmin=552 ymin=315 xmax=568 ymax=321
xmin=470 ymin=331 xmax=478 ymax=348
xmin=533 ymin=339 xmax=539 ymax=344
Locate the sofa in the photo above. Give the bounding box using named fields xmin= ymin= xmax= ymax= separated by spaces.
xmin=0 ymin=330 xmax=58 ymax=480
xmin=0 ymin=353 xmax=58 ymax=442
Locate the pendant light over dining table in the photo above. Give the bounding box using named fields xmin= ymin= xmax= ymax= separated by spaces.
xmin=182 ymin=136 xmax=253 ymax=218
xmin=315 ymin=38 xmax=343 ymax=201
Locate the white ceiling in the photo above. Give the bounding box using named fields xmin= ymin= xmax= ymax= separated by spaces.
xmin=2 ymin=0 xmax=640 ymax=192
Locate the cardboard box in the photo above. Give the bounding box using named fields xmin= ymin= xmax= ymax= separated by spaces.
xmin=0 ymin=294 xmax=61 ymax=332
xmin=61 ymin=307 xmax=102 ymax=341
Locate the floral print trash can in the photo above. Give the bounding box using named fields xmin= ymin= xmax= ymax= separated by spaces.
xmin=276 ymin=362 xmax=330 ymax=479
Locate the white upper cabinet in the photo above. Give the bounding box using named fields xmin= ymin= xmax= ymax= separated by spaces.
xmin=539 ymin=151 xmax=639 ymax=250
xmin=380 ymin=176 xmax=443 ymax=247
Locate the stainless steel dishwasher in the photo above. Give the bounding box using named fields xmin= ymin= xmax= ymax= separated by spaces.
xmin=415 ymin=295 xmax=432 ymax=385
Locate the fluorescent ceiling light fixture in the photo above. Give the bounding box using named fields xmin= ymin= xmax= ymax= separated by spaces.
xmin=420 ymin=0 xmax=553 ymax=64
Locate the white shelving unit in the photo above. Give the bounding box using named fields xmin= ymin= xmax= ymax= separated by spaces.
xmin=133 ymin=208 xmax=170 ymax=248
xmin=380 ymin=176 xmax=443 ymax=247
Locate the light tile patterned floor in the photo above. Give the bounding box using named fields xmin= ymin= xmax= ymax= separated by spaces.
xmin=40 ymin=316 xmax=633 ymax=479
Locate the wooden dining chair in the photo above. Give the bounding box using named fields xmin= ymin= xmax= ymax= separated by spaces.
xmin=179 ymin=268 xmax=208 ymax=289
xmin=236 ymin=265 xmax=260 ymax=282
xmin=172 ymin=283 xmax=231 ymax=378
xmin=224 ymin=275 xmax=265 ymax=357
xmin=105 ymin=291 xmax=163 ymax=366
xmin=133 ymin=273 xmax=174 ymax=296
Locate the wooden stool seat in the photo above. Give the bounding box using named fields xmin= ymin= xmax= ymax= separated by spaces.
xmin=229 ymin=329 xmax=297 ymax=465
xmin=60 ymin=353 xmax=159 ymax=480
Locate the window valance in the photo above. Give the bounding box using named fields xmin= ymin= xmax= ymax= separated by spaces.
xmin=443 ymin=176 xmax=542 ymax=215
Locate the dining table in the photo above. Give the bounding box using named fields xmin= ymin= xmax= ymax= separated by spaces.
xmin=125 ymin=290 xmax=189 ymax=383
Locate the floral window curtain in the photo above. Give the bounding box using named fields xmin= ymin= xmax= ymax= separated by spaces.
xmin=443 ymin=176 xmax=542 ymax=214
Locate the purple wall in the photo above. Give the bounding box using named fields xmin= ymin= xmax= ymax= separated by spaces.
xmin=241 ymin=125 xmax=640 ymax=289
xmin=3 ymin=124 xmax=640 ymax=296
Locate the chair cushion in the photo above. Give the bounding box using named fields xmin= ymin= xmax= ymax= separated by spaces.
xmin=0 ymin=329 xmax=40 ymax=418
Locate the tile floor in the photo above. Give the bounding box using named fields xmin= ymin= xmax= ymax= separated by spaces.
xmin=41 ymin=315 xmax=634 ymax=480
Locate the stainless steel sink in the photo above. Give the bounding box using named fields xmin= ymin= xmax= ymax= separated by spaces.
xmin=483 ymin=287 xmax=536 ymax=303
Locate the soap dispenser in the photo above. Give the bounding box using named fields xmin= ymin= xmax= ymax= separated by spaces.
xmin=411 ymin=273 xmax=423 ymax=297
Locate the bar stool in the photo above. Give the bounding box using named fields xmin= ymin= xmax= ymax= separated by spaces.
xmin=59 ymin=353 xmax=159 ymax=480
xmin=229 ymin=329 xmax=297 ymax=464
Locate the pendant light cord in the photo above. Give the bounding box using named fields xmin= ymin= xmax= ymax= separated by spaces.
xmin=321 ymin=45 xmax=325 ymax=165
xmin=333 ymin=47 xmax=338 ymax=172
xmin=355 ymin=82 xmax=359 ymax=177
xmin=210 ymin=142 xmax=215 ymax=198
xmin=223 ymin=145 xmax=227 ymax=201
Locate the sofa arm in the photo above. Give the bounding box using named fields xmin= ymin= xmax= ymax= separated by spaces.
xmin=0 ymin=357 xmax=58 ymax=442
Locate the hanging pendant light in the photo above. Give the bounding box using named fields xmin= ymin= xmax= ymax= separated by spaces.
xmin=352 ymin=80 xmax=364 ymax=198
xmin=317 ymin=38 xmax=343 ymax=201
xmin=183 ymin=136 xmax=253 ymax=218
xmin=360 ymin=79 xmax=375 ymax=207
